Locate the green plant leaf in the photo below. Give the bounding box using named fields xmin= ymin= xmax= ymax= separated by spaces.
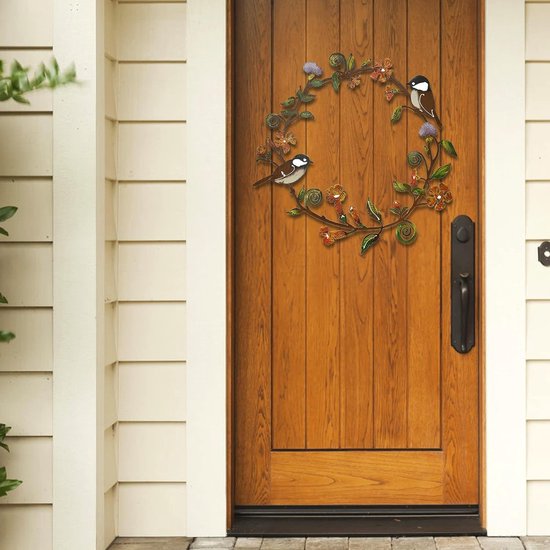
xmin=0 ymin=467 xmax=22 ymax=497
xmin=393 ymin=180 xmax=411 ymax=193
xmin=310 ymin=79 xmax=326 ymax=88
xmin=431 ymin=164 xmax=451 ymax=180
xmin=347 ymin=54 xmax=356 ymax=71
xmin=287 ymin=208 xmax=303 ymax=217
xmin=331 ymin=72 xmax=341 ymax=92
xmin=0 ymin=293 xmax=8 ymax=304
xmin=0 ymin=206 xmax=17 ymax=223
xmin=12 ymin=94 xmax=30 ymax=105
xmin=441 ymin=139 xmax=458 ymax=158
xmin=360 ymin=233 xmax=379 ymax=255
xmin=391 ymin=105 xmax=403 ymax=123
xmin=412 ymin=187 xmax=425 ymax=196
xmin=366 ymin=198 xmax=382 ymax=223
xmin=297 ymin=187 xmax=306 ymax=203
xmin=0 ymin=331 xmax=15 ymax=343
xmin=0 ymin=227 xmax=9 ymax=237
xmin=300 ymin=111 xmax=314 ymax=120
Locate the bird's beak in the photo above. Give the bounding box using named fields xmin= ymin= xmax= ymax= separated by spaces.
xmin=309 ymin=160 xmax=314 ymax=164
xmin=406 ymin=80 xmax=412 ymax=88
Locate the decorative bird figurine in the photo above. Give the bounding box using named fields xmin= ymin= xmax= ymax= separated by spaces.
xmin=253 ymin=154 xmax=313 ymax=187
xmin=407 ymin=75 xmax=442 ymax=128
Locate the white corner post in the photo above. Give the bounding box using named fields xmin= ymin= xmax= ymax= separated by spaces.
xmin=485 ymin=0 xmax=526 ymax=536
xmin=53 ymin=1 xmax=105 ymax=549
xmin=186 ymin=0 xmax=228 ymax=537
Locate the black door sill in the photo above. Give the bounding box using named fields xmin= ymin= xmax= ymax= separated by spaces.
xmin=228 ymin=506 xmax=486 ymax=537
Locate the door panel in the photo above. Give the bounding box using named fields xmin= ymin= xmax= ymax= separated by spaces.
xmin=234 ymin=0 xmax=480 ymax=506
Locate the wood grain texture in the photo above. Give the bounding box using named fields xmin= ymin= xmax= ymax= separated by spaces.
xmin=339 ymin=0 xmax=375 ymax=450
xmin=406 ymin=0 xmax=441 ymax=449
xmin=305 ymin=0 xmax=341 ymax=449
xmin=271 ymin=450 xmax=444 ymax=505
xmin=372 ymin=0 xmax=408 ymax=449
xmin=441 ymin=0 xmax=479 ymax=503
xmin=234 ymin=0 xmax=272 ymax=504
xmin=271 ymin=0 xmax=307 ymax=450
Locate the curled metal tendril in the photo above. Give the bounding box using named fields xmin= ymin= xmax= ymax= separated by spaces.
xmin=329 ymin=52 xmax=347 ymax=71
xmin=305 ymin=188 xmax=323 ymax=208
xmin=265 ymin=113 xmax=282 ymax=129
xmin=407 ymin=151 xmax=424 ymax=168
xmin=395 ymin=221 xmax=417 ymax=245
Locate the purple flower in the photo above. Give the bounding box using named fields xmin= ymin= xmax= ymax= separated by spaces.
xmin=303 ymin=62 xmax=322 ymax=77
xmin=419 ymin=122 xmax=438 ymax=138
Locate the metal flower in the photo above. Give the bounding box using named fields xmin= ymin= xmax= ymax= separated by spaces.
xmin=370 ymin=58 xmax=393 ymax=83
xmin=426 ymin=183 xmax=453 ymax=211
xmin=419 ymin=122 xmax=438 ymax=139
xmin=348 ymin=75 xmax=361 ymax=89
xmin=303 ymin=61 xmax=323 ymax=76
xmin=272 ymin=131 xmax=297 ymax=154
xmin=384 ymin=85 xmax=399 ymax=101
xmin=326 ymin=184 xmax=347 ymax=204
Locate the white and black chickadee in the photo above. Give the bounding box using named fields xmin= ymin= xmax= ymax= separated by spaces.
xmin=253 ymin=154 xmax=313 ymax=187
xmin=407 ymin=75 xmax=442 ymax=128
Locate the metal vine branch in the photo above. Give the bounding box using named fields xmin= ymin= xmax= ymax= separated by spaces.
xmin=253 ymin=52 xmax=458 ymax=255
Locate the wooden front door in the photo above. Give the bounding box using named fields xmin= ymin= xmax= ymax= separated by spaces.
xmin=233 ymin=0 xmax=481 ymax=507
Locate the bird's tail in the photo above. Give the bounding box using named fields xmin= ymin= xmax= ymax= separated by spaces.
xmin=434 ymin=112 xmax=443 ymax=129
xmin=253 ymin=174 xmax=272 ymax=187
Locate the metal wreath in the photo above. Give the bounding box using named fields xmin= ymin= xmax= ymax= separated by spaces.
xmin=253 ymin=52 xmax=458 ymax=256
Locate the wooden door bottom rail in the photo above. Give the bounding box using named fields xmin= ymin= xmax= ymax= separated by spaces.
xmin=229 ymin=505 xmax=486 ymax=537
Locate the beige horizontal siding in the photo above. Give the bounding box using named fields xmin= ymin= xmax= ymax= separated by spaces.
xmin=527 ymin=301 xmax=550 ymax=359
xmin=528 ymin=481 xmax=550 ymax=534
xmin=0 ymin=373 xmax=52 ymax=435
xmin=118 ymin=183 xmax=186 ymax=241
xmin=116 ymin=3 xmax=187 ymax=61
xmin=527 ymin=362 xmax=550 ymax=419
xmin=526 ymin=3 xmax=550 ymax=60
xmin=0 ymin=308 xmax=52 ymax=372
xmin=526 ymin=183 xmax=550 ymax=238
xmin=118 ymin=483 xmax=186 ymax=537
xmin=527 ymin=242 xmax=550 ymax=299
xmin=118 ymin=363 xmax=186 ymax=421
xmin=118 ymin=63 xmax=186 ymax=121
xmin=526 ymin=122 xmax=550 ymax=180
xmin=0 ymin=437 xmax=52 ymax=504
xmin=526 ymin=63 xmax=550 ymax=120
xmin=0 ymin=0 xmax=53 ymax=47
xmin=0 ymin=505 xmax=52 ymax=550
xmin=527 ymin=421 xmax=550 ymax=479
xmin=0 ymin=115 xmax=52 ymax=177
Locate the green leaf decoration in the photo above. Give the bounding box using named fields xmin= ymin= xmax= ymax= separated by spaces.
xmin=332 ymin=72 xmax=341 ymax=92
xmin=281 ymin=109 xmax=298 ymax=118
xmin=287 ymin=208 xmax=303 ymax=217
xmin=347 ymin=54 xmax=356 ymax=71
xmin=391 ymin=105 xmax=403 ymax=123
xmin=395 ymin=221 xmax=417 ymax=245
xmin=305 ymin=188 xmax=323 ymax=208
xmin=265 ymin=113 xmax=281 ymax=129
xmin=412 ymin=187 xmax=425 ymax=196
xmin=431 ymin=163 xmax=451 ymax=180
xmin=300 ymin=111 xmax=314 ymax=120
xmin=361 ymin=59 xmax=372 ymax=67
xmin=310 ymin=79 xmax=326 ymax=88
xmin=366 ymin=198 xmax=382 ymax=223
xmin=360 ymin=233 xmax=379 ymax=255
xmin=441 ymin=139 xmax=458 ymax=158
xmin=339 ymin=214 xmax=347 ymax=223
xmin=407 ymin=151 xmax=424 ymax=168
xmin=389 ymin=207 xmax=401 ymax=217
xmin=298 ymin=187 xmax=306 ymax=203
xmin=297 ymin=89 xmax=315 ymax=103
xmin=393 ymin=180 xmax=411 ymax=193
xmin=281 ymin=97 xmax=296 ymax=107
xmin=0 ymin=331 xmax=15 ymax=343
xmin=0 ymin=206 xmax=17 ymax=223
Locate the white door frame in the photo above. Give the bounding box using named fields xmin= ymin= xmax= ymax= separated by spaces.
xmin=186 ymin=0 xmax=527 ymax=536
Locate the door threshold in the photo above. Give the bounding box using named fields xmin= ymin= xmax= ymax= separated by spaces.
xmin=229 ymin=506 xmax=486 ymax=537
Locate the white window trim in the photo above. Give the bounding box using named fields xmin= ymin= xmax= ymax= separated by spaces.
xmin=186 ymin=0 xmax=527 ymax=536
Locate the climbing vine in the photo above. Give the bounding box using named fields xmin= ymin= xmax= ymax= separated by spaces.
xmin=253 ymin=52 xmax=457 ymax=255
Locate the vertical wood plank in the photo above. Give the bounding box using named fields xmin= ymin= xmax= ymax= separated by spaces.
xmin=271 ymin=0 xmax=307 ymax=450
xmin=372 ymin=0 xmax=409 ymax=449
xmin=406 ymin=0 xmax=441 ymax=449
xmin=441 ymin=0 xmax=479 ymax=502
xmin=339 ymin=0 xmax=375 ymax=449
xmin=305 ymin=0 xmax=341 ymax=449
xmin=234 ymin=0 xmax=272 ymax=504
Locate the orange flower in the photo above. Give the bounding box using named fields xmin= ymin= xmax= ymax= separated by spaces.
xmin=326 ymin=184 xmax=347 ymax=204
xmin=409 ymin=169 xmax=420 ymax=186
xmin=370 ymin=58 xmax=393 ymax=83
xmin=273 ymin=131 xmax=297 ymax=154
xmin=256 ymin=144 xmax=267 ymax=156
xmin=385 ymin=85 xmax=399 ymax=101
xmin=426 ymin=183 xmax=453 ymax=211
xmin=348 ymin=75 xmax=361 ymax=89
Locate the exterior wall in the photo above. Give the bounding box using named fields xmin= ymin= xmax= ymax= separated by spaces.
xmin=0 ymin=2 xmax=55 ymax=548
xmin=105 ymin=0 xmax=188 ymax=540
xmin=525 ymin=0 xmax=550 ymax=535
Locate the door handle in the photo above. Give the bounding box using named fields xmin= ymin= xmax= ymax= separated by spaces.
xmin=451 ymin=216 xmax=475 ymax=354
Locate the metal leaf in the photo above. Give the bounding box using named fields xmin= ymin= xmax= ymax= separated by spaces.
xmin=393 ymin=180 xmax=411 ymax=193
xmin=441 ymin=140 xmax=458 ymax=158
xmin=360 ymin=233 xmax=379 ymax=255
xmin=366 ymin=198 xmax=382 ymax=223
xmin=431 ymin=164 xmax=451 ymax=180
